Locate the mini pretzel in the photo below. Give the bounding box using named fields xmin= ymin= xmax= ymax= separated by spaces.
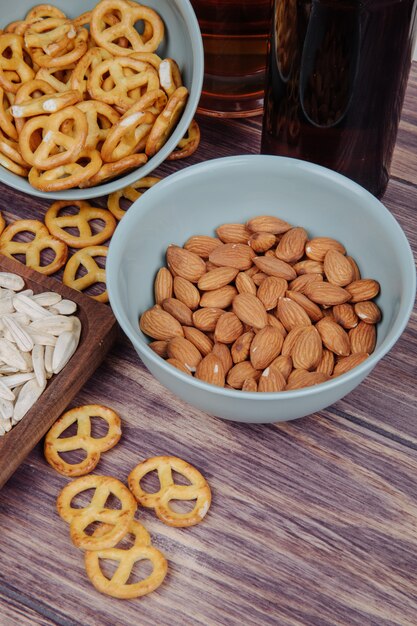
xmin=128 ymin=456 xmax=211 ymax=527
xmin=0 ymin=34 xmax=35 ymax=94
xmin=0 ymin=130 xmax=30 ymax=170
xmin=167 ymin=120 xmax=201 ymax=161
xmin=70 ymin=46 xmax=112 ymax=97
xmin=90 ymin=0 xmax=164 ymax=57
xmin=36 ymin=66 xmax=74 ymax=93
xmin=130 ymin=52 xmax=162 ymax=71
xmin=0 ymin=87 xmax=18 ymax=140
xmin=85 ymin=520 xmax=168 ymax=599
xmin=88 ymin=57 xmax=160 ymax=112
xmin=63 ymin=245 xmax=108 ymax=303
xmin=25 ymin=5 xmax=67 ymax=22
xmin=0 ymin=151 xmax=29 ymax=177
xmin=159 ymin=58 xmax=182 ymax=97
xmin=79 ymin=153 xmax=148 ymax=188
xmin=24 ymin=18 xmax=75 ymax=54
xmin=44 ymin=404 xmax=122 ymax=477
xmin=145 ymin=86 xmax=188 ymax=157
xmin=26 ymin=20 xmax=89 ymax=69
xmin=19 ymin=105 xmax=87 ymax=169
xmin=29 ymin=148 xmax=102 ymax=192
xmin=75 ymin=100 xmax=120 ymax=151
xmin=108 ymin=176 xmax=161 ymax=221
xmin=11 ymin=89 xmax=81 ymax=120
xmin=45 ymin=200 xmax=116 ymax=248
xmin=13 ymin=78 xmax=57 ymax=133
xmin=0 ymin=219 xmax=68 ymax=275
xmin=56 ymin=475 xmax=137 ymax=551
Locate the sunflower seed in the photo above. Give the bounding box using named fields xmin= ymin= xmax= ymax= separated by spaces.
xmin=2 ymin=316 xmax=34 ymax=352
xmin=32 ymin=292 xmax=62 ymax=307
xmin=52 ymin=330 xmax=80 ymax=374
xmin=32 ymin=344 xmax=46 ymax=387
xmin=0 ymin=273 xmax=25 ymax=291
xmin=50 ymin=299 xmax=77 ymax=315
xmin=13 ymin=294 xmax=54 ymax=320
xmin=12 ymin=378 xmax=46 ymax=424
xmin=29 ymin=316 xmax=75 ymax=336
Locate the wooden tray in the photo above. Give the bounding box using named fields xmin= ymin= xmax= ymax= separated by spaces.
xmin=0 ymin=254 xmax=119 ymax=488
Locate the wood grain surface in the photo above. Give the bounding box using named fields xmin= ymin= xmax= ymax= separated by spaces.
xmin=0 ymin=65 xmax=416 ymax=626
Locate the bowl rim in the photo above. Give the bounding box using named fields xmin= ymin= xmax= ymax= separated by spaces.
xmin=0 ymin=0 xmax=204 ymax=200
xmin=108 ymin=154 xmax=417 ymax=400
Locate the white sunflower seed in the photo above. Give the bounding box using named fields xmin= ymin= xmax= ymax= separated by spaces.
xmin=2 ymin=316 xmax=34 ymax=352
xmin=1 ymin=372 xmax=36 ymax=388
xmin=0 ymin=398 xmax=14 ymax=420
xmin=0 ymin=272 xmax=25 ymax=291
xmin=26 ymin=331 xmax=57 ymax=347
xmin=32 ymin=344 xmax=46 ymax=387
xmin=50 ymin=299 xmax=77 ymax=315
xmin=12 ymin=378 xmax=46 ymax=424
xmin=0 ymin=379 xmax=15 ymax=401
xmin=13 ymin=294 xmax=54 ymax=320
xmin=0 ymin=338 xmax=27 ymax=370
xmin=29 ymin=315 xmax=75 ymax=336
xmin=52 ymin=330 xmax=80 ymax=374
xmin=32 ymin=292 xmax=62 ymax=306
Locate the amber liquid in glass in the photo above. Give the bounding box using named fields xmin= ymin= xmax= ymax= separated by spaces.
xmin=191 ymin=0 xmax=273 ymax=117
xmin=261 ymin=0 xmax=417 ymax=196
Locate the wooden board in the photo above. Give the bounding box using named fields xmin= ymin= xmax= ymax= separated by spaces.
xmin=0 ymin=65 xmax=416 ymax=626
xmin=0 ymin=254 xmax=119 ymax=488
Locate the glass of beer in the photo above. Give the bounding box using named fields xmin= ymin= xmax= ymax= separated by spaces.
xmin=191 ymin=0 xmax=273 ymax=118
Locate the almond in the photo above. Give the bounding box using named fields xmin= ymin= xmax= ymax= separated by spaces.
xmin=286 ymin=290 xmax=323 ymax=322
xmin=316 ymin=317 xmax=350 ymax=356
xmin=291 ymin=326 xmax=322 ymax=371
xmin=349 ymin=321 xmax=376 ymax=354
xmin=276 ymin=297 xmax=312 ymax=331
xmin=173 ymin=276 xmax=200 ymax=310
xmin=253 ymin=256 xmax=296 ymax=280
xmin=316 ymin=348 xmax=334 ymax=376
xmin=266 ymin=314 xmax=287 ymax=337
xmin=305 ymin=237 xmax=346 ymax=261
xmin=198 ymin=266 xmax=239 ymax=291
xmin=289 ymin=273 xmax=323 ymax=293
xmin=333 ymin=303 xmax=358 ymax=329
xmin=303 ymin=282 xmax=350 ymax=306
xmin=216 ymin=223 xmax=251 ymax=244
xmin=250 ymin=326 xmax=284 ymax=370
xmin=275 ymin=227 xmax=308 ymax=263
xmin=149 ymin=340 xmax=169 ymax=358
xmin=248 ymin=232 xmax=276 ymax=253
xmin=333 ymin=352 xmax=369 ymax=376
xmin=209 ymin=243 xmax=254 ymax=270
xmin=252 ymin=272 xmax=268 ymax=286
xmin=140 ymin=306 xmax=184 ymax=340
xmin=346 ymin=279 xmax=380 ymax=303
xmin=323 ymin=249 xmax=355 ymax=286
xmin=214 ymin=312 xmax=244 ymax=344
xmin=192 ymin=307 xmax=224 ymax=332
xmin=183 ymin=235 xmax=221 ymax=258
xmin=167 ymin=337 xmax=202 ymax=372
xmin=227 ymin=361 xmax=260 ymax=389
xmin=246 ymin=215 xmax=292 ymax=234
xmin=166 ymin=245 xmax=206 ymax=282
xmin=196 ymin=353 xmax=225 ymax=387
xmin=354 ymin=301 xmax=382 ymax=324
xmin=257 ymin=276 xmax=287 ymax=310
xmin=231 ymin=330 xmax=254 ymax=363
xmin=183 ymin=326 xmax=213 ymax=356
xmin=281 ymin=326 xmax=306 ymax=355
xmin=167 ymin=358 xmax=192 ymax=375
xmin=212 ymin=342 xmax=233 ymax=373
xmin=162 ymin=298 xmax=193 ymax=326
xmin=242 ymin=378 xmax=258 ymax=392
xmin=347 ymin=256 xmax=361 ymax=280
xmin=205 ymin=261 xmax=218 ymax=271
xmin=286 ymin=369 xmax=329 ymax=390
xmin=200 ymin=285 xmax=238 ymax=309
xmin=235 ymin=272 xmax=257 ymax=295
xmin=269 ymin=354 xmax=293 ymax=380
xmin=233 ymin=293 xmax=268 ymax=329
xmin=293 ymin=260 xmax=324 ymax=275
xmin=258 ymin=367 xmax=286 ymax=392
xmin=245 ymin=266 xmax=259 ymax=277
xmin=154 ymin=267 xmax=173 ymax=305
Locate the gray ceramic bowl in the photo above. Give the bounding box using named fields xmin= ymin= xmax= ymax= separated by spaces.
xmin=0 ymin=0 xmax=203 ymax=200
xmin=107 ymin=155 xmax=416 ymax=423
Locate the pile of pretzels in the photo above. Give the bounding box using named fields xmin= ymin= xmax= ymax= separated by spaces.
xmin=0 ymin=0 xmax=195 ymax=191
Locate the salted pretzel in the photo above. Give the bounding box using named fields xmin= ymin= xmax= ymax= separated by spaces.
xmin=101 ymin=90 xmax=166 ymax=162
xmin=70 ymin=46 xmax=111 ymax=97
xmin=85 ymin=520 xmax=168 ymax=599
xmin=107 ymin=176 xmax=160 ymax=220
xmin=75 ymin=100 xmax=120 ymax=151
xmin=13 ymin=79 xmax=57 ymax=133
xmin=145 ymin=86 xmax=188 ymax=157
xmin=0 ymin=151 xmax=28 ymax=177
xmin=88 ymin=57 xmax=160 ymax=112
xmin=0 ymin=34 xmax=35 ymax=94
xmin=26 ymin=19 xmax=89 ymax=69
xmin=0 ymin=219 xmax=68 ymax=275
xmin=128 ymin=456 xmax=211 ymax=527
xmin=159 ymin=58 xmax=182 ymax=97
xmin=25 ymin=5 xmax=67 ymax=22
xmin=36 ymin=66 xmax=74 ymax=93
xmin=63 ymin=245 xmax=108 ymax=302
xmin=19 ymin=105 xmax=87 ymax=170
xmin=130 ymin=52 xmax=162 ymax=71
xmin=90 ymin=0 xmax=164 ymax=57
xmin=57 ymin=475 xmax=137 ymax=551
xmin=11 ymin=89 xmax=81 ymax=120
xmin=44 ymin=404 xmax=122 ymax=477
xmin=79 ymin=152 xmax=148 ymax=188
xmin=168 ymin=120 xmax=201 ymax=161
xmin=0 ymin=130 xmax=30 ymax=170
xmin=29 ymin=148 xmax=102 ymax=192
xmin=0 ymin=87 xmax=18 ymax=140
xmin=73 ymin=11 xmax=92 ymax=30
xmin=45 ymin=200 xmax=116 ymax=248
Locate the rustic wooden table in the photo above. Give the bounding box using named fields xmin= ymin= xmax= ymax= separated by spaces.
xmin=0 ymin=65 xmax=416 ymax=626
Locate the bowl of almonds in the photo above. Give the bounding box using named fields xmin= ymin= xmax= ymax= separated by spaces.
xmin=107 ymin=155 xmax=416 ymax=423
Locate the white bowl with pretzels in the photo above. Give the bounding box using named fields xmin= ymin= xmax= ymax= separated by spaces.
xmin=0 ymin=0 xmax=204 ymax=199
